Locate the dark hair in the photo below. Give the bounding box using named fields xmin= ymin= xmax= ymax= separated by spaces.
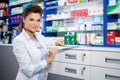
xmin=19 ymin=4 xmax=43 ymax=32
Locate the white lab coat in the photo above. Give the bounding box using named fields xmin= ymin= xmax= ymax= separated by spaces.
xmin=13 ymin=30 xmax=50 ymax=80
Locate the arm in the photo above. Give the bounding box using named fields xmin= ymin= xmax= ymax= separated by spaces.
xmin=13 ymin=37 xmax=47 ymax=78
xmin=36 ymin=32 xmax=64 ymax=46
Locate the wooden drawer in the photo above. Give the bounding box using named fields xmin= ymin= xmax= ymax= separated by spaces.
xmin=48 ymin=61 xmax=90 ymax=80
xmin=55 ymin=49 xmax=90 ymax=65
xmin=91 ymin=66 xmax=120 ymax=80
xmin=91 ymin=51 xmax=120 ymax=69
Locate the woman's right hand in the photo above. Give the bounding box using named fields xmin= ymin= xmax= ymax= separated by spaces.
xmin=46 ymin=47 xmax=58 ymax=64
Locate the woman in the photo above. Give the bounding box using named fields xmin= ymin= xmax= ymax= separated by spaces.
xmin=13 ymin=4 xmax=63 ymax=80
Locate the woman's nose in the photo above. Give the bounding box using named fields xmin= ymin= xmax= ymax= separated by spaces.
xmin=34 ymin=22 xmax=38 ymax=26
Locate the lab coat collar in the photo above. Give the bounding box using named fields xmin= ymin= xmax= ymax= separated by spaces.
xmin=21 ymin=28 xmax=45 ymax=48
xmin=22 ymin=29 xmax=37 ymax=40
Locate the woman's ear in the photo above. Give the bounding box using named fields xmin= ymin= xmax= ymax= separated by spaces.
xmin=22 ymin=17 xmax=25 ymax=23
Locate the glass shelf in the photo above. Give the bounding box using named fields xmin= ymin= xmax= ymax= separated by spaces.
xmin=46 ymin=14 xmax=103 ymax=21
xmin=46 ymin=30 xmax=103 ymax=33
xmin=10 ymin=13 xmax=22 ymax=16
xmin=46 ymin=1 xmax=58 ymax=5
xmin=9 ymin=0 xmax=33 ymax=8
xmin=9 ymin=22 xmax=20 ymax=25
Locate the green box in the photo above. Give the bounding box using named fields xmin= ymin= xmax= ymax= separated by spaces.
xmin=64 ymin=32 xmax=77 ymax=44
xmin=107 ymin=0 xmax=119 ymax=14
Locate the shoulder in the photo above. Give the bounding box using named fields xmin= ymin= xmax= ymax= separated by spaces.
xmin=13 ymin=33 xmax=25 ymax=44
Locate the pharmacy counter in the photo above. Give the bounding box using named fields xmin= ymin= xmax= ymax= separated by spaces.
xmin=0 ymin=44 xmax=19 ymax=80
xmin=0 ymin=44 xmax=120 ymax=80
xmin=48 ymin=46 xmax=120 ymax=80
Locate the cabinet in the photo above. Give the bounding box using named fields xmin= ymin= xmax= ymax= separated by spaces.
xmin=91 ymin=50 xmax=120 ymax=69
xmin=47 ymin=46 xmax=120 ymax=80
xmin=48 ymin=48 xmax=91 ymax=80
xmin=48 ymin=62 xmax=91 ymax=80
xmin=54 ymin=49 xmax=91 ymax=65
xmin=91 ymin=67 xmax=120 ymax=80
xmin=91 ymin=49 xmax=120 ymax=80
xmin=47 ymin=47 xmax=91 ymax=80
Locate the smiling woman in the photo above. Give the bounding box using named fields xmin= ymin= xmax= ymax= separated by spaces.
xmin=19 ymin=4 xmax=42 ymax=33
xmin=13 ymin=4 xmax=63 ymax=80
xmin=22 ymin=12 xmax=41 ymax=39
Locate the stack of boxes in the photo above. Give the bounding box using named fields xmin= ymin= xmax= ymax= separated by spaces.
xmin=64 ymin=32 xmax=77 ymax=44
xmin=10 ymin=15 xmax=22 ymax=24
xmin=107 ymin=22 xmax=120 ymax=45
xmin=46 ymin=20 xmax=64 ymax=32
xmin=107 ymin=31 xmax=120 ymax=45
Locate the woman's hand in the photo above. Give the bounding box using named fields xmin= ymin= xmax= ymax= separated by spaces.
xmin=46 ymin=47 xmax=58 ymax=64
xmin=55 ymin=39 xmax=64 ymax=46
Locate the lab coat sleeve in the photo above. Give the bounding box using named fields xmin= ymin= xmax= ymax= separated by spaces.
xmin=13 ymin=37 xmax=47 ymax=78
xmin=40 ymin=35 xmax=56 ymax=46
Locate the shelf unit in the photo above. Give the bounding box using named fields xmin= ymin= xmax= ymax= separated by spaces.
xmin=43 ymin=0 xmax=58 ymax=37
xmin=43 ymin=0 xmax=104 ymax=45
xmin=8 ymin=0 xmax=33 ymax=30
xmin=7 ymin=0 xmax=33 ymax=43
xmin=0 ymin=1 xmax=9 ymax=44
xmin=105 ymin=0 xmax=120 ymax=47
xmin=43 ymin=0 xmax=120 ymax=47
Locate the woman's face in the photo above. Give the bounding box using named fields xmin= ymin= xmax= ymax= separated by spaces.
xmin=23 ymin=12 xmax=41 ymax=33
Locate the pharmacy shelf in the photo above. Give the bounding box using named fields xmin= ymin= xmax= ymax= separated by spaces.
xmin=9 ymin=22 xmax=20 ymax=25
xmin=10 ymin=13 xmax=22 ymax=16
xmin=8 ymin=1 xmax=32 ymax=24
xmin=8 ymin=1 xmax=33 ymax=8
xmin=46 ymin=30 xmax=103 ymax=33
xmin=44 ymin=0 xmax=120 ymax=47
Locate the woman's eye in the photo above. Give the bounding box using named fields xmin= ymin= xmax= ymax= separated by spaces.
xmin=30 ymin=19 xmax=34 ymax=21
xmin=37 ymin=19 xmax=40 ymax=22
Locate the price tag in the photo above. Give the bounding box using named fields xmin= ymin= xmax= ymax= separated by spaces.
xmin=94 ymin=15 xmax=101 ymax=23
xmin=108 ymin=0 xmax=116 ymax=6
xmin=77 ymin=17 xmax=84 ymax=24
xmin=70 ymin=4 xmax=75 ymax=12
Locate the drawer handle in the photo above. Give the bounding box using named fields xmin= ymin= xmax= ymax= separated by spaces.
xmin=82 ymin=53 xmax=86 ymax=62
xmin=65 ymin=67 xmax=77 ymax=74
xmin=80 ymin=67 xmax=86 ymax=75
xmin=65 ymin=54 xmax=77 ymax=59
xmin=105 ymin=74 xmax=120 ymax=79
xmin=105 ymin=57 xmax=120 ymax=64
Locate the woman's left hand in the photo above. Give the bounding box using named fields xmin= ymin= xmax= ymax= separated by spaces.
xmin=46 ymin=47 xmax=58 ymax=64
